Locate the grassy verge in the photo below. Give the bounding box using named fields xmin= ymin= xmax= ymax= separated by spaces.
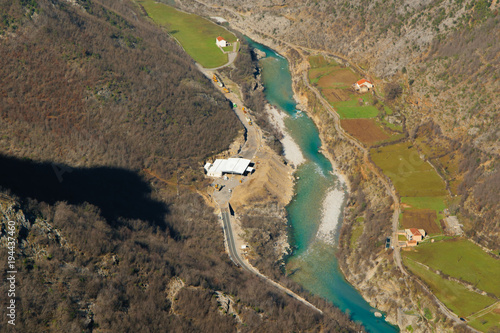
xmin=403 ymin=258 xmax=496 ymax=318
xmin=138 ymin=0 xmax=236 ymax=68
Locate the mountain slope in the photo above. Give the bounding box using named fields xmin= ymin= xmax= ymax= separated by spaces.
xmin=0 ymin=0 xmax=241 ymax=176
xmin=0 ymin=0 xmax=362 ymax=331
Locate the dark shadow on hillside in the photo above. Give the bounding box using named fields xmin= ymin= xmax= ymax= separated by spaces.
xmin=0 ymin=154 xmax=169 ymax=230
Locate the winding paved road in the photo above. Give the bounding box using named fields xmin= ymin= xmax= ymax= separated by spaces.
xmin=220 ymin=206 xmax=323 ymax=314
xmin=199 ymin=69 xmax=323 ymax=314
xmin=196 ymin=67 xmax=262 ymax=159
xmin=220 ymin=207 xmax=250 ymax=271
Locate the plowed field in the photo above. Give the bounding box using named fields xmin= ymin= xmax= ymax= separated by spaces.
xmin=340 ymin=119 xmax=389 ymax=144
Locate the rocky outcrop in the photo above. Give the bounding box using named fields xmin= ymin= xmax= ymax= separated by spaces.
xmin=253 ymin=48 xmax=266 ymax=59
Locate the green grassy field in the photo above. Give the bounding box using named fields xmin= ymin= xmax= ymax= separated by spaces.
xmin=468 ymin=307 xmax=500 ymax=332
xmin=309 ymin=67 xmax=335 ymax=83
xmin=404 ymin=239 xmax=500 ymax=297
xmin=308 ymin=56 xmax=340 ymax=83
xmin=401 ymin=196 xmax=447 ymax=212
xmin=373 ymin=132 xmax=407 ymax=146
xmin=138 ymin=0 xmax=236 ymax=68
xmin=403 ymin=258 xmax=496 ymax=318
xmin=370 ymin=142 xmax=448 ymax=197
xmin=334 ymin=97 xmax=380 ymax=119
xmin=381 ymin=120 xmax=402 ymax=132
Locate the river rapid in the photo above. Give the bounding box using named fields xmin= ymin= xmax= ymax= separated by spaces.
xmin=246 ymin=37 xmax=399 ymax=333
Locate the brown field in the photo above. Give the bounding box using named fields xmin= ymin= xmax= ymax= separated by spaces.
xmin=340 ymin=119 xmax=390 ymax=144
xmin=402 ymin=209 xmax=441 ymax=234
xmin=317 ymin=68 xmax=360 ymax=88
xmin=322 ymin=88 xmax=351 ymax=102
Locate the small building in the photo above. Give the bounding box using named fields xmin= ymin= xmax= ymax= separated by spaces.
xmin=353 ymin=79 xmax=374 ymax=92
xmin=405 ymin=228 xmax=426 ymax=242
xmin=406 ymin=240 xmax=418 ymax=247
xmin=216 ymin=36 xmax=227 ymax=47
xmin=205 ymin=158 xmax=253 ymax=178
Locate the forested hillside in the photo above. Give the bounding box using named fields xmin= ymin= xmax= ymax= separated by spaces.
xmin=0 ymin=0 xmax=240 ymax=176
xmin=0 ymin=0 xmax=361 ymax=331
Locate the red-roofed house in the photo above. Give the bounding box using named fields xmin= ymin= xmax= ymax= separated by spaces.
xmin=216 ymin=36 xmax=227 ymax=47
xmin=405 ymin=228 xmax=426 ymax=242
xmin=353 ymin=79 xmax=374 ymax=92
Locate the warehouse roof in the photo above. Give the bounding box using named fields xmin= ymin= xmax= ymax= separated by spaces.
xmin=205 ymin=158 xmax=252 ymax=177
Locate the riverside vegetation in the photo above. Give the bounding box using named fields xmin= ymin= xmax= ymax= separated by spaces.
xmin=0 ymin=0 xmax=364 ymax=331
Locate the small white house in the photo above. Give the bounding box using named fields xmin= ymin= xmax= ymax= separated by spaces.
xmin=216 ymin=36 xmax=227 ymax=47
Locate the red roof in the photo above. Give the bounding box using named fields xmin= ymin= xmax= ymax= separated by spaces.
xmin=216 ymin=36 xmax=225 ymax=41
xmin=410 ymin=228 xmax=422 ymax=236
xmin=356 ymin=79 xmax=372 ymax=86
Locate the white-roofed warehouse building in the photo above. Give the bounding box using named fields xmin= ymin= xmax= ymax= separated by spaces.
xmin=204 ymin=158 xmax=254 ymax=178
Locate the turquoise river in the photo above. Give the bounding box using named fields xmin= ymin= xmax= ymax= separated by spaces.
xmin=246 ymin=38 xmax=399 ymax=333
